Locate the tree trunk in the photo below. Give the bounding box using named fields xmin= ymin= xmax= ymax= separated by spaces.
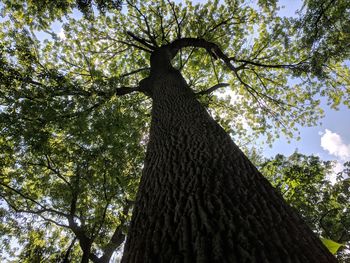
xmin=78 ymin=236 xmax=92 ymax=263
xmin=122 ymin=50 xmax=336 ymax=262
xmin=81 ymin=250 xmax=90 ymax=263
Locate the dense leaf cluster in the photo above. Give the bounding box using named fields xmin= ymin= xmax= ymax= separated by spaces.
xmin=259 ymin=153 xmax=350 ymax=261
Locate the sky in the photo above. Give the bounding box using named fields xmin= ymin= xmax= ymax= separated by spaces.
xmin=264 ymin=101 xmax=350 ymax=176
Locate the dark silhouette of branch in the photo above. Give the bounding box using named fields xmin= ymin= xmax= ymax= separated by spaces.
xmin=119 ymin=67 xmax=150 ymax=78
xmin=232 ymin=58 xmax=308 ymax=71
xmin=166 ymin=37 xmax=310 ymax=74
xmin=25 ymin=158 xmax=71 ymax=187
xmin=200 ymin=14 xmax=239 ymax=38
xmin=114 ymin=86 xmax=142 ymax=96
xmin=167 ymin=0 xmax=182 ymax=39
xmin=0 ymin=192 xmax=69 ymax=229
xmin=118 ymin=39 xmax=152 ymax=53
xmin=66 ymin=177 xmax=96 ymax=263
xmin=126 ymin=1 xmax=159 ymax=47
xmin=319 ymin=208 xmax=339 ymax=238
xmin=196 ymin=83 xmax=229 ymax=95
xmin=0 ymin=181 xmax=69 ymax=218
xmin=167 ymin=38 xmax=238 ymax=73
xmin=62 ymin=237 xmax=77 ymax=263
xmin=99 ymin=200 xmax=133 ymax=263
xmin=179 ymin=47 xmax=196 ymax=71
xmin=126 ymin=31 xmax=157 ymax=51
xmin=312 ymin=0 xmax=337 ymax=40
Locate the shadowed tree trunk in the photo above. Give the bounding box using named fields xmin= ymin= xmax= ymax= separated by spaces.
xmin=122 ymin=47 xmax=336 ymax=262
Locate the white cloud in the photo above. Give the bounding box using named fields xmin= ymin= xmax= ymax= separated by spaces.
xmin=320 ymin=129 xmax=350 ymax=161
xmin=58 ymin=28 xmax=66 ymax=40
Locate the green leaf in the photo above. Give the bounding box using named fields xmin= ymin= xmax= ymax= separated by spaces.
xmin=320 ymin=238 xmax=344 ymax=255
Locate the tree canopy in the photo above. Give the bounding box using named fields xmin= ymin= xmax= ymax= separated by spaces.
xmin=258 ymin=153 xmax=350 ymax=261
xmin=0 ymin=0 xmax=349 ymax=262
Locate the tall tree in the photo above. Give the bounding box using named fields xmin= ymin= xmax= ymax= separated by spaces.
xmin=1 ymin=0 xmax=349 ymax=262
xmin=120 ymin=41 xmax=334 ymax=263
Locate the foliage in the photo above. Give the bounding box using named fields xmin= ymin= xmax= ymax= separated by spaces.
xmin=321 ymin=238 xmax=344 ymax=255
xmin=0 ymin=87 xmax=148 ymax=261
xmin=294 ymin=0 xmax=350 ymax=109
xmin=296 ymin=0 xmax=350 ymax=62
xmin=0 ymin=24 xmax=149 ymax=261
xmin=0 ymin=0 xmax=122 ymax=29
xmin=259 ymin=153 xmax=350 ymax=262
xmin=0 ymin=0 xmax=349 ymax=261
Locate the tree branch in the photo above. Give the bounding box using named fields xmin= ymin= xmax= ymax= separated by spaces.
xmin=99 ymin=201 xmax=133 ymax=263
xmin=126 ymin=0 xmax=159 ymax=47
xmin=233 ymin=58 xmax=308 ymax=71
xmin=117 ymin=39 xmax=152 ymax=53
xmin=319 ymin=208 xmax=339 ymax=238
xmin=167 ymin=0 xmax=182 ymax=39
xmin=66 ymin=177 xmax=96 ymax=262
xmin=0 ymin=181 xmax=69 ymax=218
xmin=196 ymin=83 xmax=229 ymax=96
xmin=126 ymin=31 xmax=157 ymax=51
xmin=119 ymin=67 xmax=150 ymax=79
xmin=0 ymin=192 xmax=70 ymax=228
xmin=166 ymin=38 xmax=238 ymax=72
xmin=62 ymin=237 xmax=77 ymax=263
xmin=312 ymin=0 xmax=337 ymax=40
xmin=200 ymin=15 xmax=236 ymax=37
xmin=167 ymin=37 xmax=309 ymax=74
xmin=114 ymin=86 xmax=142 ymax=96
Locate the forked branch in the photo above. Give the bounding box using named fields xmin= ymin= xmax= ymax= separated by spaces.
xmin=126 ymin=31 xmax=157 ymax=51
xmin=99 ymin=200 xmax=134 ymax=262
xmin=167 ymin=38 xmax=237 ymax=72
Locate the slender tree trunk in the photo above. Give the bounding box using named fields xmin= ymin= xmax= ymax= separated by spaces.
xmin=122 ymin=50 xmax=335 ymax=262
xmin=63 ymin=237 xmax=76 ymax=263
xmin=81 ymin=250 xmax=90 ymax=263
xmin=78 ymin=237 xmax=92 ymax=263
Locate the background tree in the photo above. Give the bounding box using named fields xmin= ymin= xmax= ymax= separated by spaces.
xmin=0 ymin=0 xmax=349 ymax=262
xmin=0 ymin=26 xmax=148 ymax=262
xmin=258 ymin=153 xmax=350 ymax=262
xmin=0 ymin=53 xmax=147 ymax=261
xmin=0 ymin=0 xmax=123 ymax=29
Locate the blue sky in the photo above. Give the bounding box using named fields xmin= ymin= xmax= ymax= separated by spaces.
xmin=264 ymin=100 xmax=350 ymax=160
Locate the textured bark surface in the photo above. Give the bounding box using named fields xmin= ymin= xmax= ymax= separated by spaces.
xmin=122 ymin=50 xmax=336 ymax=262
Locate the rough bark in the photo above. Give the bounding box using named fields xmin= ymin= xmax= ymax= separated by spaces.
xmin=122 ymin=48 xmax=336 ymax=262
